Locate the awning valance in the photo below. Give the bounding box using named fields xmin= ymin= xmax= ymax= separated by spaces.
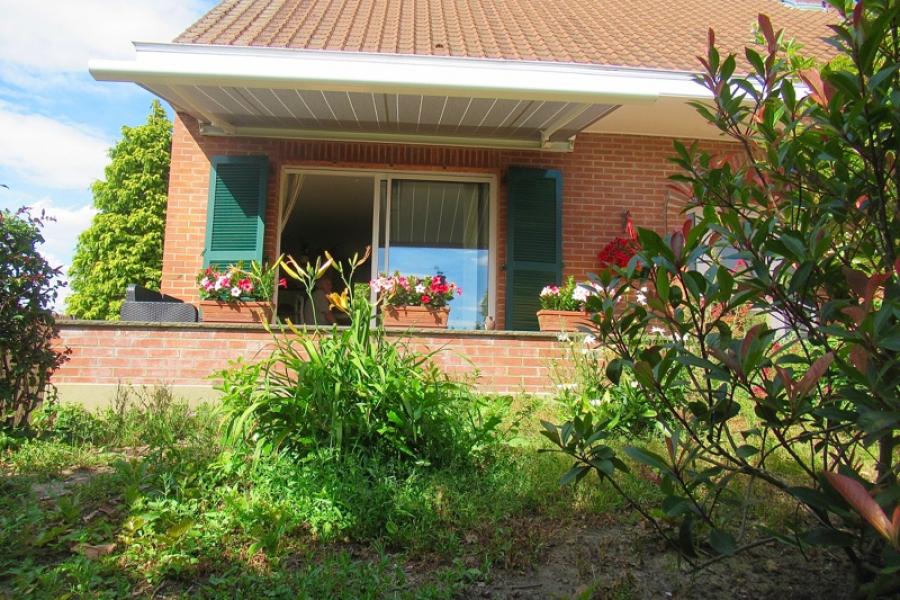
xmin=90 ymin=43 xmax=714 ymax=151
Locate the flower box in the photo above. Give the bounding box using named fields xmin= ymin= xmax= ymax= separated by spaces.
xmin=382 ymin=305 xmax=450 ymax=329
xmin=536 ymin=309 xmax=593 ymax=332
xmin=199 ymin=300 xmax=273 ymax=324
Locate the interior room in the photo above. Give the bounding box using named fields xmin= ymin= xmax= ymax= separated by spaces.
xmin=277 ymin=173 xmax=375 ymax=323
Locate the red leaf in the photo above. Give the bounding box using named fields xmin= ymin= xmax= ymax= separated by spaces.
xmin=852 ymin=1 xmax=863 ymax=27
xmin=799 ymin=69 xmax=829 ymax=107
xmin=681 ymin=218 xmax=693 ymax=240
xmin=864 ymin=273 xmax=889 ymax=306
xmin=842 ymin=305 xmax=866 ymax=325
xmin=708 ymin=27 xmax=715 ymax=49
xmin=892 ymin=506 xmax=900 ymax=547
xmin=842 ymin=267 xmax=868 ymax=297
xmin=669 ymin=231 xmax=684 ymax=257
xmin=758 ymin=14 xmax=777 ymax=54
xmin=665 ymin=436 xmax=676 ymax=463
xmin=849 ymin=345 xmax=869 ymax=374
xmin=824 ymin=472 xmax=893 ymax=542
xmin=666 ymin=182 xmax=693 ymax=201
xmin=740 ymin=323 xmax=767 ymax=364
xmin=895 ymin=258 xmax=900 ymax=278
xmin=795 ymin=352 xmax=834 ymax=398
xmin=775 ymin=366 xmax=795 ymax=401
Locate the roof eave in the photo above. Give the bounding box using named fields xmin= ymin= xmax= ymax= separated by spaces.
xmin=89 ymin=42 xmax=719 ymax=104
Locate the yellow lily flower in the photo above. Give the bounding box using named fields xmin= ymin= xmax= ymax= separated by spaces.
xmin=327 ymin=289 xmax=351 ymax=314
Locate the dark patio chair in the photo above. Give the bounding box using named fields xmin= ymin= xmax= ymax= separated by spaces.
xmin=119 ymin=284 xmax=198 ymax=322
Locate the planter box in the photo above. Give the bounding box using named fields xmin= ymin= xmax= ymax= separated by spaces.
xmin=536 ymin=309 xmax=594 ymax=332
xmin=383 ymin=305 xmax=450 ymax=329
xmin=199 ymin=300 xmax=273 ymax=324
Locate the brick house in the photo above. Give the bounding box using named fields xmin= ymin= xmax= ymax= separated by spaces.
xmin=54 ymin=0 xmax=837 ymax=403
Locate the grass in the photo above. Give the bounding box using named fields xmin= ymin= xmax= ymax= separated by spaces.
xmin=0 ymin=388 xmax=667 ymax=599
xmin=0 ymin=386 xmax=825 ymax=599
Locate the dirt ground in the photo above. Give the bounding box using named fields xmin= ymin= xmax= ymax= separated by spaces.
xmin=465 ymin=516 xmax=855 ymax=599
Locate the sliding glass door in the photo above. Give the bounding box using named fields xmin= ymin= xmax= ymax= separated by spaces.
xmin=376 ymin=178 xmax=490 ymax=330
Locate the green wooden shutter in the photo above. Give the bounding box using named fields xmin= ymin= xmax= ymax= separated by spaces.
xmin=505 ymin=167 xmax=562 ymax=331
xmin=203 ymin=156 xmax=269 ymax=268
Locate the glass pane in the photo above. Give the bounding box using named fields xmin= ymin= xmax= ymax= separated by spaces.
xmin=384 ymin=180 xmax=489 ymax=330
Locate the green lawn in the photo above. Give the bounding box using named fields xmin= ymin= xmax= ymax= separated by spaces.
xmin=0 ymin=389 xmax=849 ymax=599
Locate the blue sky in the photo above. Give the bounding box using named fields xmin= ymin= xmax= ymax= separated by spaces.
xmin=0 ymin=0 xmax=217 ymax=309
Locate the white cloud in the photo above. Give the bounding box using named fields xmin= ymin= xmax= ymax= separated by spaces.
xmin=0 ymin=0 xmax=208 ymax=73
xmin=29 ymin=198 xmax=97 ymax=311
xmin=0 ymin=103 xmax=110 ymax=189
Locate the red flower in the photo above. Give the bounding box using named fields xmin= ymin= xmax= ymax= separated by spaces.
xmin=597 ymin=237 xmax=639 ymax=269
xmin=278 ymin=277 xmax=288 ymax=288
xmin=420 ymin=294 xmax=431 ymax=304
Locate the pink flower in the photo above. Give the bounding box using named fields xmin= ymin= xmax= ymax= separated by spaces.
xmin=215 ymin=275 xmax=229 ymax=291
xmin=456 ymin=287 xmax=463 ymax=296
xmin=238 ymin=278 xmax=253 ymax=292
xmin=278 ymin=277 xmax=287 ymax=289
xmin=540 ymin=285 xmax=560 ymax=297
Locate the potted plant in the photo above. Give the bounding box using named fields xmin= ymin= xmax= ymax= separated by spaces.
xmin=196 ymin=260 xmax=285 ymax=323
xmin=371 ymin=272 xmax=460 ymax=329
xmin=536 ymin=276 xmax=595 ymax=332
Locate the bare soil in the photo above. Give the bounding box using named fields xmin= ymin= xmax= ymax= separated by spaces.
xmin=468 ymin=515 xmax=855 ymax=599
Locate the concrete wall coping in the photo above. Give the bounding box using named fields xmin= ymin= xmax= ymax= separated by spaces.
xmin=57 ymin=319 xmax=567 ymax=341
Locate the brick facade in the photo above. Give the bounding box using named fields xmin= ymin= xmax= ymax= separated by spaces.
xmin=53 ymin=323 xmax=568 ymax=396
xmin=164 ymin=113 xmax=732 ymax=329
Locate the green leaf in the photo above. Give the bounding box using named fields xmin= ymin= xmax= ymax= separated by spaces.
xmin=709 ymin=529 xmax=736 ymax=556
xmin=624 ymin=446 xmax=673 ymax=476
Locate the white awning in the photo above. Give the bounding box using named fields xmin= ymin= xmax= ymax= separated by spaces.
xmin=90 ymin=43 xmax=716 ymax=151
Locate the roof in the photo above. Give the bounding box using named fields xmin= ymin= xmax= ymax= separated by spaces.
xmin=175 ymin=0 xmax=839 ymax=72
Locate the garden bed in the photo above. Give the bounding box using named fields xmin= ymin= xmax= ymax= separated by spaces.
xmin=0 ymin=389 xmax=852 ymax=599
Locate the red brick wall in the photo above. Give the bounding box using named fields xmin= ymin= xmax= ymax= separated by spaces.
xmin=53 ymin=323 xmax=568 ymax=395
xmin=165 ymin=113 xmax=732 ymax=328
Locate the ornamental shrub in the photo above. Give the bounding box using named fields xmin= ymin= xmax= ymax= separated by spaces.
xmin=542 ymin=3 xmax=899 ymax=594
xmin=0 ymin=209 xmax=69 ymax=429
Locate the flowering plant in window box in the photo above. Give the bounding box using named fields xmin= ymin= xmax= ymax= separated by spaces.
xmin=370 ymin=272 xmax=461 ymax=329
xmin=536 ymin=276 xmax=596 ymax=332
xmin=196 ymin=260 xmax=285 ymax=323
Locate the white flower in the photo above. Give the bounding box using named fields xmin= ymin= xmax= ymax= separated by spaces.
xmin=230 ymin=286 xmax=241 ymax=297
xmin=650 ymin=326 xmax=667 ymax=336
xmin=555 ymin=383 xmax=578 ymax=391
xmin=572 ymin=285 xmax=592 ymax=303
xmin=415 ymin=283 xmax=426 ymax=293
xmin=200 ymin=277 xmax=210 ymax=288
xmin=589 ymin=398 xmax=603 ymax=407
xmin=541 ymin=285 xmax=560 ymax=297
xmin=557 ymin=332 xmax=570 ymax=342
xmin=583 ymin=334 xmax=597 ymax=346
xmin=636 ymin=286 xmax=648 ymax=305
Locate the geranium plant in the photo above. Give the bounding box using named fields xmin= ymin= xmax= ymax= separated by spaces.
xmin=596 ymin=237 xmax=639 ymax=271
xmin=370 ymin=272 xmax=461 ymax=309
xmin=539 ymin=276 xmax=594 ymax=311
xmin=197 ymin=260 xmax=285 ymax=303
xmin=597 ymin=211 xmax=641 ymax=272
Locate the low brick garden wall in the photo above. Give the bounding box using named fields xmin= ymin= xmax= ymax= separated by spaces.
xmin=52 ymin=321 xmax=570 ymax=406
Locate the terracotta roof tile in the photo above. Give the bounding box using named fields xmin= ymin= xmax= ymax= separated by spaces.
xmin=175 ymin=0 xmax=839 ymax=71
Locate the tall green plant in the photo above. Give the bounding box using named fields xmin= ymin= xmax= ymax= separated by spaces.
xmin=217 ymin=248 xmax=502 ymax=466
xmin=0 ymin=209 xmax=69 ymax=428
xmin=67 ymin=101 xmax=172 ymax=320
xmin=542 ymin=2 xmax=899 ymax=593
